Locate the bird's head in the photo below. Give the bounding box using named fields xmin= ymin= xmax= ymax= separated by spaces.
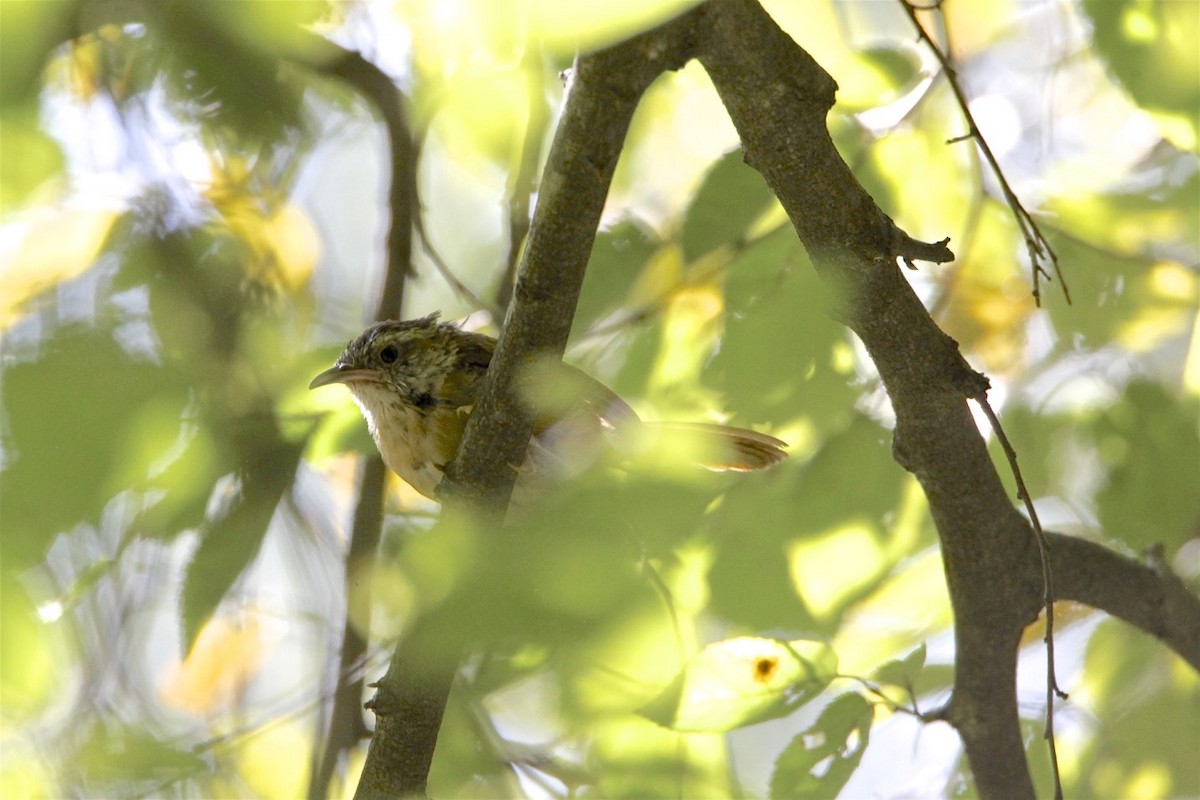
xmin=309 ymin=313 xmax=455 ymax=411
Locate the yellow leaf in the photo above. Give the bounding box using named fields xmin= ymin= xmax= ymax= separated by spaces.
xmin=627 ymin=244 xmax=684 ymax=309
xmin=262 ymin=203 xmax=320 ymax=292
xmin=0 ymin=207 xmax=118 ymax=328
xmin=160 ymin=612 xmax=280 ymax=715
xmin=237 ymin=720 xmax=311 ymax=800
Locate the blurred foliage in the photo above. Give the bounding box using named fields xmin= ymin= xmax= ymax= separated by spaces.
xmin=1083 ymin=0 xmax=1199 ymax=149
xmin=0 ymin=1 xmax=1196 ymax=799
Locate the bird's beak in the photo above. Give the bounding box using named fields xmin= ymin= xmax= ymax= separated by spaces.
xmin=309 ymin=364 xmax=382 ymax=390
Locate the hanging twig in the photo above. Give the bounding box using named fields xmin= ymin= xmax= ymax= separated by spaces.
xmin=413 ymin=206 xmax=500 ymax=318
xmin=973 ymin=394 xmax=1068 ymax=800
xmin=495 ymin=52 xmax=553 ymax=313
xmin=900 ymin=1 xmax=1070 ymax=306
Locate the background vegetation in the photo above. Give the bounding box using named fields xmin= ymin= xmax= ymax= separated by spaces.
xmin=1 ymin=0 xmax=1197 ymax=798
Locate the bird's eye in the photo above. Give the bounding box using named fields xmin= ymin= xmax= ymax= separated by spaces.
xmin=379 ymin=344 xmax=399 ymax=364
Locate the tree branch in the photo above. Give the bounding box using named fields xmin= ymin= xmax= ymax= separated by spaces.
xmin=690 ymin=3 xmax=1200 ymax=796
xmin=693 ymin=1 xmax=1037 ymax=796
xmin=1047 ymin=534 xmax=1200 ymax=671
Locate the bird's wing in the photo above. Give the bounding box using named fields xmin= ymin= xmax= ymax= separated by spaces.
xmin=436 ymin=331 xmax=496 ymax=409
xmin=530 ymin=362 xmax=641 ymax=436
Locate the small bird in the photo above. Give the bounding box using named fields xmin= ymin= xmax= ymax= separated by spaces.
xmin=310 ymin=313 xmax=787 ymax=501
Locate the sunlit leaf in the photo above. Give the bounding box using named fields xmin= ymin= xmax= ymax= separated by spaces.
xmin=427 ymin=66 xmax=540 ymax=170
xmin=705 ymin=227 xmax=857 ymax=429
xmin=937 ymin=200 xmax=1034 ymax=372
xmin=1084 ymin=0 xmax=1200 ymax=147
xmin=640 ymin=637 xmax=836 ymax=732
xmin=0 ymin=575 xmax=57 ymax=722
xmin=401 ymin=0 xmax=701 ymax=64
xmin=588 ymin=715 xmax=730 ymax=798
xmin=855 ymin=104 xmax=974 ymax=247
xmin=838 ymin=43 xmax=923 ymax=112
xmin=132 ymin=425 xmax=221 ymax=539
xmin=0 ymin=106 xmax=64 ymax=211
xmin=770 ymin=692 xmax=874 ymax=799
xmin=237 ymin=720 xmax=311 ymax=799
xmin=788 ymin=521 xmax=889 ymax=623
xmin=199 ymin=0 xmax=332 ymax=62
xmin=709 ymin=414 xmax=903 ymax=631
xmin=0 ymin=756 xmax=56 ymax=800
xmin=832 ymin=548 xmax=949 ymax=680
xmin=5 ymin=1 xmax=1198 ymax=796
xmin=1048 ymin=166 xmax=1199 ymax=258
xmin=1074 ymin=619 xmax=1200 ymax=797
xmin=0 ymin=208 xmax=118 ymax=327
xmin=0 ymin=0 xmax=78 ymax=106
xmin=307 ymin=401 xmax=378 ymax=465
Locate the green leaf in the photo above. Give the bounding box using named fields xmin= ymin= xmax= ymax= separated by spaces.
xmin=0 ymin=324 xmax=190 ymax=568
xmin=1093 ymin=381 xmax=1200 ymax=551
xmin=0 ymin=0 xmax=78 ymax=106
xmin=639 ymin=638 xmax=837 ymax=732
xmin=131 ymin=427 xmax=221 ymax=540
xmin=1084 ymin=0 xmax=1200 ymax=132
xmin=0 ymin=105 xmax=64 ymax=210
xmin=871 ymin=642 xmax=927 ymax=689
xmin=858 ymin=45 xmax=921 ymax=96
xmin=0 ymin=574 xmax=57 ymax=722
xmin=770 ymin=693 xmax=874 ymax=799
xmin=1070 ymin=619 xmax=1200 ymax=797
xmin=572 ymin=218 xmax=659 ymax=338
xmin=152 ymin=3 xmax=313 ymax=144
xmin=181 ymin=433 xmax=307 ymax=651
xmin=705 ymin=228 xmax=857 ymax=428
xmin=78 ymin=724 xmax=208 ymax=788
xmin=682 ymin=149 xmax=778 ymax=262
xmin=839 ymin=44 xmax=923 ymax=111
xmin=1043 ymin=178 xmax=1197 ymax=353
xmin=708 ymin=414 xmax=903 ymax=631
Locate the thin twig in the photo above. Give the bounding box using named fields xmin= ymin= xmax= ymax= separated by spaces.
xmin=973 ymin=395 xmax=1068 ymax=800
xmin=412 ymin=209 xmax=499 ymax=317
xmin=899 ymin=0 xmax=1070 ymax=306
xmin=405 ymin=131 xmax=500 ymax=317
xmin=837 ymin=674 xmax=925 ymax=719
xmin=495 ymin=52 xmax=552 ymax=313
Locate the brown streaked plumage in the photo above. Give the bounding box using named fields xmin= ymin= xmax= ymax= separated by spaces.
xmin=310 ymin=313 xmax=787 ymax=500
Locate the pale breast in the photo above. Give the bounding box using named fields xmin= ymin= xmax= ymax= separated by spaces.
xmin=350 ymin=387 xmax=460 ymax=499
